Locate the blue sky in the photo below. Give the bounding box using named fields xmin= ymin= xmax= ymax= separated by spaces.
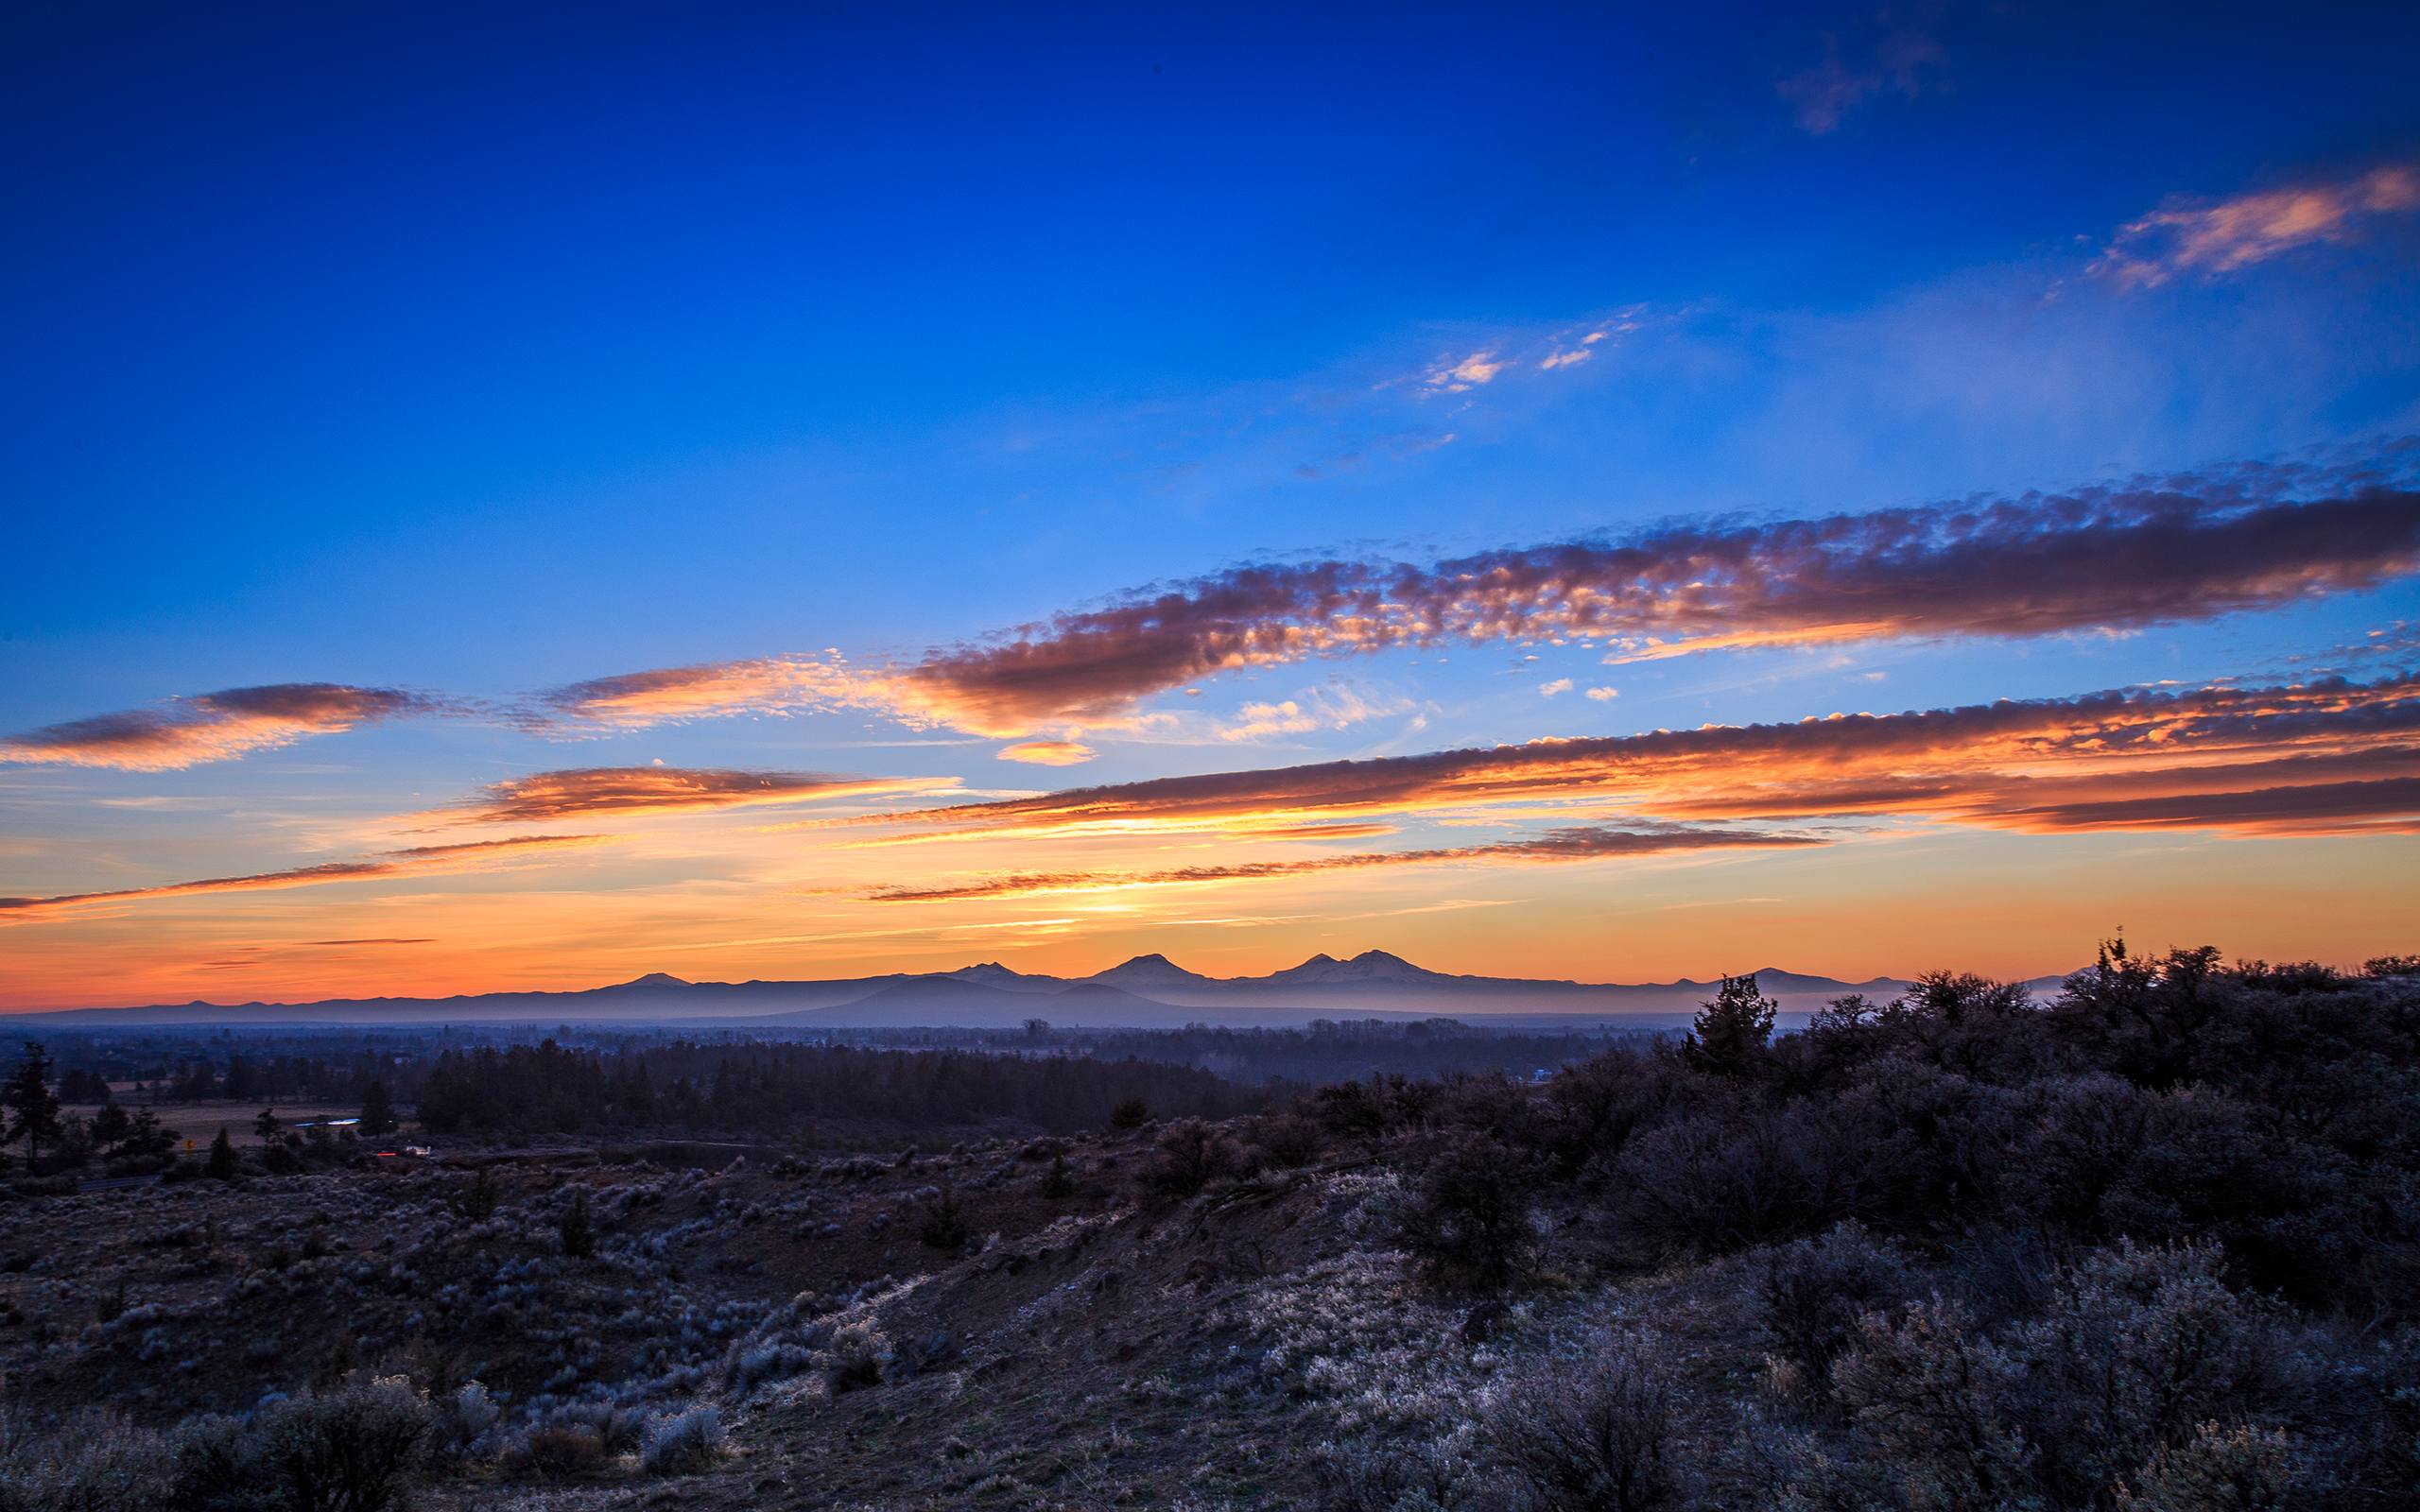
xmin=3 ymin=2 xmax=2417 ymax=1005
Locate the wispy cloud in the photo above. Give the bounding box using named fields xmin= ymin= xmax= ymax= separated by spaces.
xmin=1413 ymin=313 xmax=1640 ymax=397
xmin=995 ymin=740 xmax=1098 ymax=766
xmin=531 ymin=655 xmax=894 ymax=729
xmin=858 ymin=823 xmax=1819 ymax=902
xmin=2097 ymin=163 xmax=2420 ymax=289
xmin=1778 ymin=30 xmax=1947 ymax=134
xmin=1219 ymin=684 xmax=1415 ymax=743
xmin=0 ymin=833 xmax=611 ymax=921
xmin=0 ymin=684 xmax=441 ymax=771
xmin=436 ymin=766 xmax=958 ymax=824
xmin=1423 ymin=351 xmax=1507 ymax=392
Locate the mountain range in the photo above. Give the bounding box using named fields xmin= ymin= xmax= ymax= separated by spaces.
xmin=7 ymin=950 xmax=2075 ymax=1030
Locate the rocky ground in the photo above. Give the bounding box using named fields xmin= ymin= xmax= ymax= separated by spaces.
xmin=3 ymin=1125 xmax=1572 ymax=1510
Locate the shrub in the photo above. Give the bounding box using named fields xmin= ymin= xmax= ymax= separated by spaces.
xmin=500 ymin=1423 xmax=608 ymax=1480
xmin=1488 ymin=1332 xmax=1689 ymax=1512
xmin=1541 ymin=1048 xmax=1685 ymax=1168
xmin=1039 ymin=1152 xmax=1076 ymax=1198
xmin=2010 ymin=1239 xmax=2303 ymax=1507
xmin=2115 ymin=1422 xmax=2299 ymax=1512
xmin=424 ymin=1382 xmax=500 ymax=1468
xmin=639 ymin=1407 xmax=724 ymax=1477
xmin=1245 ymin=1112 xmax=1326 ymax=1169
xmin=456 ymin=1168 xmax=501 ymax=1221
xmin=1398 ymin=1132 xmax=1545 ymax=1292
xmin=1143 ymin=1119 xmax=1236 ymax=1197
xmin=1610 ymin=1098 xmax=1879 ymax=1258
xmin=1754 ymin=1222 xmax=1913 ymax=1400
xmin=915 ymin=1184 xmax=970 ymax=1251
xmin=821 ymin=1318 xmax=888 ymax=1394
xmin=170 ymin=1376 xmax=431 ymax=1512
xmin=0 ymin=1408 xmax=170 ymax=1512
xmin=551 ymin=1401 xmax=648 ymax=1458
xmin=727 ymin=1341 xmax=814 ymax=1393
xmin=1311 ymin=1436 xmax=1468 ymax=1511
xmin=1832 ymin=1297 xmax=2032 ymax=1512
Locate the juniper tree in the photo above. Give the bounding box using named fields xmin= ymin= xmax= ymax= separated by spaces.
xmin=918 ymin=1183 xmax=971 ymax=1249
xmin=560 ymin=1189 xmax=596 ymax=1258
xmin=359 ymin=1079 xmax=398 ymax=1136
xmin=1685 ymin=974 xmax=1777 ymax=1077
xmin=458 ymin=1165 xmax=502 ymax=1220
xmin=4 ymin=1041 xmax=62 ymax=1164
xmin=207 ymin=1125 xmax=238 ymax=1180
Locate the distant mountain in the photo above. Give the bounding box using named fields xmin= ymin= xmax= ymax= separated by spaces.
xmin=944 ymin=962 xmax=1056 ymax=991
xmin=1257 ymin=949 xmax=1454 ymax=987
xmin=1087 ymin=954 xmax=1217 ymax=988
xmin=9 ymin=950 xmax=2076 ymax=1029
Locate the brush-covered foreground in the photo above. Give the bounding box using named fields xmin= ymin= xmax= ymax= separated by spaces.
xmin=3 ymin=945 xmax=2417 ymax=1511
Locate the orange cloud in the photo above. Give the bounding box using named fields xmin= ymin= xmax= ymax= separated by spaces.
xmin=1969 ymin=773 xmax=2420 ymax=837
xmin=439 ymin=765 xmax=958 ymax=824
xmin=0 ymin=684 xmax=439 ymax=770
xmin=859 ymin=823 xmax=1821 ymax=902
xmin=995 ymin=740 xmax=1097 ymax=766
xmin=839 ymin=672 xmax=2420 ymax=843
xmin=0 ymin=833 xmax=612 ymax=921
xmin=2099 ymin=163 xmax=2420 ymax=288
xmin=531 ymin=655 xmax=900 ymax=729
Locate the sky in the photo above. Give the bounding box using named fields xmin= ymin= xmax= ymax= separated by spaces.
xmin=4 ymin=1 xmax=2418 ymax=1009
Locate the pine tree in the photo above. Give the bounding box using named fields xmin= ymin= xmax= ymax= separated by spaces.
xmin=253 ymin=1108 xmax=284 ymax=1141
xmin=1685 ymin=973 xmax=1778 ymax=1077
xmin=559 ymin=1189 xmax=596 ymax=1258
xmin=4 ymin=1041 xmax=62 ymax=1165
xmin=1040 ymin=1152 xmax=1076 ymax=1199
xmin=359 ymin=1079 xmax=398 ymax=1136
xmin=206 ymin=1125 xmax=238 ymax=1180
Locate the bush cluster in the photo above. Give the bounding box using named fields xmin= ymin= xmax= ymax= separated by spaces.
xmin=1311 ymin=945 xmax=2420 ymax=1510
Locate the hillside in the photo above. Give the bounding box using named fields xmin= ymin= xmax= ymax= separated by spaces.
xmin=2 ymin=950 xmax=2415 ymax=1510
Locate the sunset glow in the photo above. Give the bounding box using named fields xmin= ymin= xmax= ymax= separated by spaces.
xmin=5 ymin=9 xmax=2417 ymax=1011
